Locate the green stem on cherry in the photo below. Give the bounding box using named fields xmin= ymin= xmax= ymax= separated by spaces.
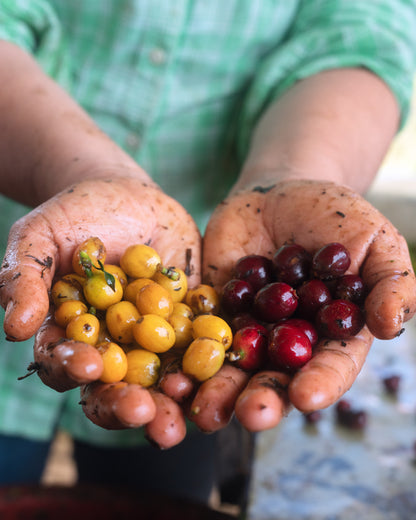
xmin=79 ymin=251 xmax=116 ymax=291
xmin=158 ymin=265 xmax=180 ymax=281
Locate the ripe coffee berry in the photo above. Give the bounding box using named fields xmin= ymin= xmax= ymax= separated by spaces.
xmin=272 ymin=243 xmax=312 ymax=287
xmin=335 ymin=399 xmax=367 ymax=430
xmin=296 ymin=279 xmax=332 ymax=319
xmin=382 ymin=374 xmax=401 ymax=396
xmin=253 ymin=282 xmax=298 ymax=323
xmin=315 ymin=299 xmax=365 ymax=340
xmin=233 ymin=254 xmax=273 ymax=292
xmin=221 ymin=278 xmax=255 ymax=316
xmin=304 ymin=410 xmax=322 ymax=425
xmin=230 ymin=313 xmax=265 ymax=333
xmin=229 ymin=325 xmax=268 ymax=371
xmin=268 ymin=323 xmax=312 ymax=372
xmin=312 ymin=242 xmax=351 ymax=280
xmin=282 ymin=318 xmax=319 ymax=348
xmin=333 ymin=274 xmax=365 ymax=304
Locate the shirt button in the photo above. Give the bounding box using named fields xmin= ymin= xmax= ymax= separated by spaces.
xmin=149 ymin=47 xmax=167 ymax=66
xmin=126 ymin=133 xmax=141 ymax=150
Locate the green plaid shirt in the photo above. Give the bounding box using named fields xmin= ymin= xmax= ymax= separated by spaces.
xmin=0 ymin=0 xmax=415 ymax=446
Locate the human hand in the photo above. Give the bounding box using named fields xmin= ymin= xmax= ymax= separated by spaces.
xmin=0 ymin=176 xmax=201 ymax=447
xmin=194 ymin=179 xmax=416 ymax=433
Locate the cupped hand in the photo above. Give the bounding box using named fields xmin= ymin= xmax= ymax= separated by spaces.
xmin=195 ymin=179 xmax=416 ymax=432
xmin=0 ymin=176 xmax=201 ymax=447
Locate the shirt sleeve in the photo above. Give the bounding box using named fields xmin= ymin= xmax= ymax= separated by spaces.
xmin=238 ymin=0 xmax=416 ymax=159
xmin=0 ymin=0 xmax=71 ymax=89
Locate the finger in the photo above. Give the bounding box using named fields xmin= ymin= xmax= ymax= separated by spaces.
xmin=157 ymin=353 xmax=195 ymax=403
xmin=33 ymin=316 xmax=103 ymax=392
xmin=0 ymin=213 xmax=57 ymax=341
xmin=158 ymin=371 xmax=195 ymax=403
xmin=145 ymin=390 xmax=187 ymax=449
xmin=362 ymin=224 xmax=416 ymax=339
xmin=81 ymin=381 xmax=157 ymax=429
xmin=288 ymin=326 xmax=374 ymax=412
xmin=234 ymin=371 xmax=291 ymax=432
xmin=188 ymin=364 xmax=250 ymax=432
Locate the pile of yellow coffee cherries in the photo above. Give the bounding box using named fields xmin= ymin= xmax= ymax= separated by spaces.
xmin=51 ymin=237 xmax=232 ymax=386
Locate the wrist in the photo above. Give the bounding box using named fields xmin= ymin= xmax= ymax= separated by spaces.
xmin=0 ymin=42 xmax=154 ymax=205
xmin=37 ymin=155 xmax=155 ymax=203
xmin=230 ymin=162 xmax=345 ymax=196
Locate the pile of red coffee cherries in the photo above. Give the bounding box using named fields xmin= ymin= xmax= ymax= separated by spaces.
xmin=222 ymin=242 xmax=366 ymax=373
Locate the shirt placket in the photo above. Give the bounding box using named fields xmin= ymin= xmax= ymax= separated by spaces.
xmin=122 ymin=0 xmax=189 ymax=158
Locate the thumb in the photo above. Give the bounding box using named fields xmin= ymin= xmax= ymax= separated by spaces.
xmin=0 ymin=211 xmax=56 ymax=341
xmin=3 ymin=274 xmax=50 ymax=341
xmin=362 ymin=224 xmax=416 ymax=339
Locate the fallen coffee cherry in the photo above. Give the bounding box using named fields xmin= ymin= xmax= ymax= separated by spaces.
xmin=382 ymin=374 xmax=401 ymax=396
xmin=335 ymin=399 xmax=367 ymax=430
xmin=303 ymin=410 xmax=322 ymax=424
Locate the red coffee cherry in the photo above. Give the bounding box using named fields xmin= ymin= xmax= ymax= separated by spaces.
xmin=315 ymin=299 xmax=365 ymax=340
xmin=272 ymin=243 xmax=312 ymax=287
xmin=253 ymin=282 xmax=298 ymax=323
xmin=268 ymin=323 xmax=312 ymax=372
xmin=233 ymin=254 xmax=273 ymax=293
xmin=312 ymin=242 xmax=351 ymax=280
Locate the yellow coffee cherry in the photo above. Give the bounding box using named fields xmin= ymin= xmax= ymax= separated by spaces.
xmin=136 ymin=282 xmax=173 ymax=319
xmin=72 ymin=236 xmax=106 ymax=276
xmin=105 ymin=300 xmax=140 ymax=344
xmin=132 ymin=314 xmax=175 ymax=353
xmin=192 ymin=314 xmax=233 ymax=350
xmin=54 ymin=300 xmax=88 ymax=329
xmin=83 ymin=271 xmax=123 ymax=310
xmin=64 ymin=273 xmax=87 ymax=286
xmin=152 ymin=267 xmax=188 ymax=303
xmin=168 ymin=313 xmax=193 ymax=351
xmin=97 ymin=342 xmax=128 ymax=383
xmin=97 ymin=320 xmax=113 ymax=344
xmin=103 ymin=264 xmax=128 ymax=290
xmin=123 ymin=278 xmax=156 ymax=304
xmin=171 ymin=302 xmax=194 ymax=320
xmin=51 ymin=274 xmax=85 ymax=307
xmin=185 ymin=284 xmax=220 ymax=315
xmin=124 ymin=349 xmax=161 ymax=387
xmin=182 ymin=337 xmax=225 ymax=381
xmin=120 ymin=244 xmax=161 ymax=279
xmin=66 ymin=313 xmax=100 ymax=345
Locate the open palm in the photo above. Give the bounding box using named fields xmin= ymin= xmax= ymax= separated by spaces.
xmin=195 ymin=179 xmax=416 ymax=432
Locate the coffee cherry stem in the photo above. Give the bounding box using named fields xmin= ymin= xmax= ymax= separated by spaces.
xmin=79 ymin=250 xmax=93 ymax=277
xmin=17 ymin=361 xmax=41 ymax=380
xmin=79 ymin=251 xmax=116 ymax=291
xmin=158 ymin=265 xmax=180 ymax=281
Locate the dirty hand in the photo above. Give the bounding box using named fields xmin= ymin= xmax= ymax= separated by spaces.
xmin=0 ymin=176 xmax=201 ymax=448
xmin=192 ymin=179 xmax=416 ymax=433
